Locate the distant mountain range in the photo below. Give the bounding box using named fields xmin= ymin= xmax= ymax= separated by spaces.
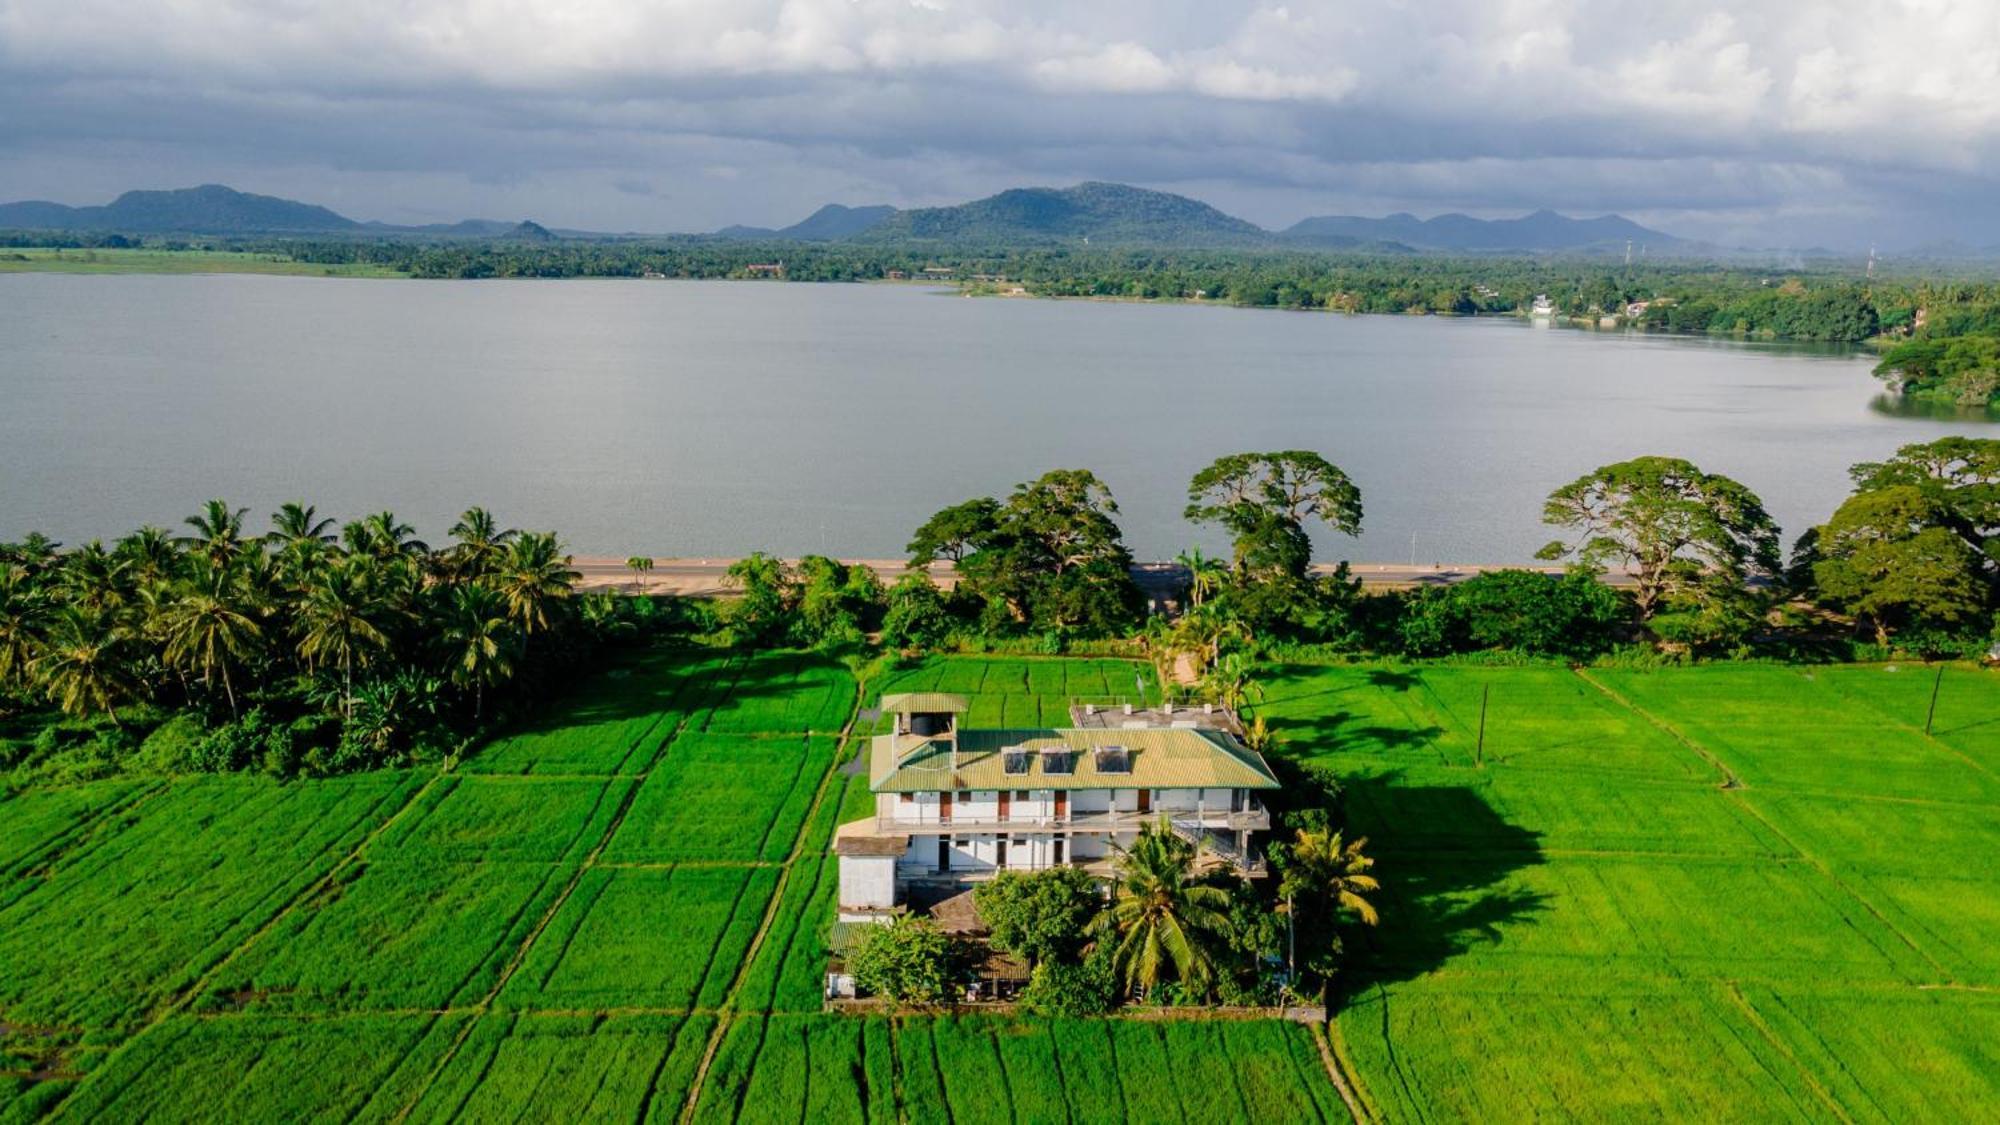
xmin=0 ymin=184 xmax=358 ymax=234
xmin=714 ymin=203 xmax=898 ymax=241
xmin=0 ymin=181 xmax=1701 ymax=255
xmin=1283 ymin=209 xmax=1684 ymax=253
xmin=857 ymin=182 xmax=1269 ymax=246
xmin=0 ymin=185 xmax=560 ymax=240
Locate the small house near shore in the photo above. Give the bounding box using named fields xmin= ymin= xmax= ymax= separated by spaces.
xmin=833 ymin=693 xmax=1280 ymax=922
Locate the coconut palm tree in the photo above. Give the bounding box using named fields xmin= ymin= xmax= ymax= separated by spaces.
xmin=495 ymin=532 xmax=578 ymax=641
xmin=1100 ymin=822 xmax=1234 ymax=998
xmin=32 ymin=607 xmax=137 ymax=723
xmin=438 ymin=583 xmax=517 ymax=718
xmin=0 ymin=565 xmax=47 ymax=700
xmin=1175 ymin=547 xmax=1226 ymax=610
xmin=180 ymin=499 xmax=249 ymax=569
xmin=297 ymin=559 xmax=391 ymax=714
xmin=268 ymin=502 xmax=337 ymax=551
xmin=625 ymin=555 xmax=655 ymax=592
xmin=159 ymin=560 xmax=265 ymax=717
xmin=57 ymin=542 xmax=132 ymax=615
xmin=1204 ymin=651 xmax=1264 ymax=713
xmin=1275 ymin=828 xmax=1380 ymax=1004
xmin=447 ymin=507 xmax=517 ymax=582
xmin=267 ymin=503 xmax=337 ymax=583
xmin=115 ymin=526 xmax=181 ymax=592
xmin=344 ymin=511 xmax=429 ymax=563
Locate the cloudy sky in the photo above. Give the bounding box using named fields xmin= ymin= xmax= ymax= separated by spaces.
xmin=2 ymin=1 xmax=1997 ymax=249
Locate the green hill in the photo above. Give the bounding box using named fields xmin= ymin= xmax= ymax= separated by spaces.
xmin=0 ymin=184 xmax=359 ymax=234
xmin=861 ymin=182 xmax=1271 ymax=246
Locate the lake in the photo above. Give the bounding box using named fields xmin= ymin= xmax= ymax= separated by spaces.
xmin=1 ymin=274 xmax=1989 ymax=563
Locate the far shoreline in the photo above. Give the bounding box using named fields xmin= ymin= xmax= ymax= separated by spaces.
xmin=568 ymin=555 xmax=1632 ymax=597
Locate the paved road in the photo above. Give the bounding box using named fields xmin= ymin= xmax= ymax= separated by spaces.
xmin=572 ymin=556 xmax=1635 ymax=596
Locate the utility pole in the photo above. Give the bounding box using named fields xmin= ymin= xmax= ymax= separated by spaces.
xmin=1475 ymin=684 xmax=1490 ymax=766
xmin=1925 ymin=664 xmax=1945 ymax=735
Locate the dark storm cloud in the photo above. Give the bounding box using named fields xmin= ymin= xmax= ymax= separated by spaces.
xmin=0 ymin=1 xmax=1995 ymax=247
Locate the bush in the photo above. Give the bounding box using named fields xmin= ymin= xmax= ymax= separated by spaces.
xmin=881 ymin=575 xmax=953 ymax=650
xmin=1021 ymin=952 xmax=1117 ymax=1017
xmin=974 ymin=867 xmax=1102 ymax=968
xmin=1399 ymin=570 xmax=1629 ymax=659
xmin=847 ymin=916 xmax=963 ymax=1007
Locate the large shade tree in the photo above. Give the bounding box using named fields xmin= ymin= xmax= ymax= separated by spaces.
xmin=1537 ymin=456 xmax=1781 ymax=621
xmin=1185 ymin=451 xmax=1362 ymax=580
xmin=910 ymin=469 xmax=1141 ymax=635
xmin=1805 ymin=438 xmax=2000 ymax=644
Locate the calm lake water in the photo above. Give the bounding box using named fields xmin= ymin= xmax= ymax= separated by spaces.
xmin=1 ymin=274 xmax=1991 ymax=563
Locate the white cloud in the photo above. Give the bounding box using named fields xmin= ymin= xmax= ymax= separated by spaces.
xmin=0 ymin=0 xmax=1998 ymax=244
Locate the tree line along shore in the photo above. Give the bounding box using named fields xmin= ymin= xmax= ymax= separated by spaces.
xmin=3 ymin=438 xmax=1995 ymax=791
xmin=7 ymin=234 xmax=2000 ymax=408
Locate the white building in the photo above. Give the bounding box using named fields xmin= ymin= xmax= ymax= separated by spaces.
xmin=834 ymin=693 xmax=1280 ymax=921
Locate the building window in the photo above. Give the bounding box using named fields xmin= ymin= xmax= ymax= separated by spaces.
xmin=899 ymin=793 xmax=914 ymax=804
xmin=1053 ymin=838 xmax=1066 ymax=865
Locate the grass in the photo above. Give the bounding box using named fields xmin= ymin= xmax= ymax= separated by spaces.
xmin=14 ymin=650 xmax=1993 ymax=1119
xmin=0 ymin=247 xmax=404 ymax=278
xmin=1250 ymin=659 xmax=2000 ymax=1122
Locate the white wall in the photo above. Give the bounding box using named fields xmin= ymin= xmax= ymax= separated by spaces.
xmin=948 ymin=834 xmax=996 ymax=873
xmin=957 ymin=791 xmax=999 ymax=823
xmin=1069 ymin=790 xmax=1111 ymax=815
xmin=1070 ymin=834 xmax=1111 ymax=860
xmin=884 ymin=791 xmax=943 ymax=824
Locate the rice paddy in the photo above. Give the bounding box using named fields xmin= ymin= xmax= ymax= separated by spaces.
xmin=1252 ymin=659 xmax=2000 ymax=1122
xmin=3 ymin=650 xmax=1995 ymax=1120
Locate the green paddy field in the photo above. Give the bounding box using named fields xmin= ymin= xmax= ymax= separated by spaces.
xmin=2 ymin=652 xmax=1996 ymax=1121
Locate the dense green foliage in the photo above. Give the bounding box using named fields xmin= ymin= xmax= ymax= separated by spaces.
xmin=1399 ymin=569 xmax=1630 ymax=658
xmin=1875 ymin=332 xmax=2000 ymax=406
xmin=0 ymin=504 xmax=662 ymax=784
xmin=907 ymin=469 xmax=1143 ymax=639
xmin=844 ymin=916 xmax=964 ymax=1007
xmin=974 ymin=866 xmax=1103 ymax=969
xmin=1799 ymin=437 xmax=2000 ymax=649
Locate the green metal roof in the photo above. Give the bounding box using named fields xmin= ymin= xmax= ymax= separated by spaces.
xmin=869 ymin=727 xmax=1280 ymax=793
xmin=878 ymin=692 xmax=971 ymax=714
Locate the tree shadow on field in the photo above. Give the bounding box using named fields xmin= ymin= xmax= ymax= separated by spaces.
xmin=1253 ymin=667 xmax=1445 ymax=759
xmin=1325 ymin=768 xmax=1549 ymax=1007
xmin=1255 ymin=685 xmax=1549 ymax=1008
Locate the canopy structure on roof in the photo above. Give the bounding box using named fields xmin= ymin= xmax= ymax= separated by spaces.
xmin=879 ymin=692 xmax=971 ymax=715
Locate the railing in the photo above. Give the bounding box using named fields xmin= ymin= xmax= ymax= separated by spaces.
xmin=1167 ymin=814 xmax=1270 ymax=876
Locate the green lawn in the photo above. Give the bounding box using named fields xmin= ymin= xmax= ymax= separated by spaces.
xmin=5 ymin=651 xmax=1994 ymax=1120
